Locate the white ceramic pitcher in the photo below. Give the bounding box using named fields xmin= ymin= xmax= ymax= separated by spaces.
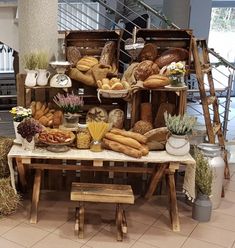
xmin=25 ymin=69 xmax=38 ymax=87
xmin=37 ymin=69 xmax=50 ymax=86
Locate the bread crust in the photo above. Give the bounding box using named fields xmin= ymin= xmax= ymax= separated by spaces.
xmin=143 ymin=74 xmax=170 ymax=89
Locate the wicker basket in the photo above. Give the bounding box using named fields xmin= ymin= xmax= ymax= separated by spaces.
xmin=97 ymin=89 xmax=129 ymax=100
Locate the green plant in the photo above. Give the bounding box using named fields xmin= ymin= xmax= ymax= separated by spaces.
xmin=37 ymin=51 xmax=49 ymax=69
xmin=194 ymin=148 xmax=213 ymax=196
xmin=23 ymin=52 xmax=38 ymax=70
xmin=164 ymin=112 xmax=196 ymax=135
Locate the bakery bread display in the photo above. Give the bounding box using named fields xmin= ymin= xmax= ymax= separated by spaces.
xmin=134 ymin=60 xmax=160 ymax=81
xmin=108 ymin=109 xmax=124 ymax=129
xmin=132 ymin=120 xmax=153 ymax=135
xmin=138 ymin=43 xmax=158 ymax=62
xmin=143 ymin=74 xmax=170 ymax=89
xmin=155 ymin=48 xmax=189 ymax=68
xmin=76 ymin=56 xmax=99 ymax=71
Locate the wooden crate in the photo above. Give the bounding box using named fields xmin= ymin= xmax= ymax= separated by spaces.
xmin=130 ymin=29 xmax=192 ymax=127
xmin=136 ymin=29 xmax=193 ymax=67
xmin=65 ymin=29 xmax=122 ymax=68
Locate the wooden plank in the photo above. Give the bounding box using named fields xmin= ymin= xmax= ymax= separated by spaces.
xmin=16 ymin=74 xmax=26 ymax=106
xmin=30 ymin=169 xmax=42 ymax=224
xmin=71 ymin=183 xmax=134 ymax=204
xmin=28 ymin=163 xmax=154 ymax=174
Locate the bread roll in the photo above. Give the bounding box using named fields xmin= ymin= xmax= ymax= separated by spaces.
xmin=139 ymin=43 xmax=158 ymax=62
xmin=111 ymin=82 xmax=124 ymax=90
xmin=30 ymin=101 xmax=36 ymax=116
xmin=133 ymin=120 xmax=153 ymax=135
xmin=38 ymin=116 xmax=49 ymax=126
xmin=105 ymin=132 xmax=142 ymax=149
xmin=103 ymin=138 xmax=142 ymax=158
xmin=155 ymin=48 xmax=189 ymax=68
xmin=102 ymin=84 xmax=111 ymax=90
xmin=143 ymin=74 xmax=170 ymax=89
xmin=76 ymin=56 xmax=98 ymax=71
xmin=110 ymin=128 xmax=147 ymax=144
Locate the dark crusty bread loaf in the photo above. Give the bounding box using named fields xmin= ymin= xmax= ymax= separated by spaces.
xmin=99 ymin=41 xmax=116 ymax=66
xmin=134 ymin=60 xmax=160 ymax=81
xmin=138 ymin=43 xmax=158 ymax=62
xmin=155 ymin=48 xmax=189 ymax=68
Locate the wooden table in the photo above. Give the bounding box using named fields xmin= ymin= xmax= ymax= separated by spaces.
xmin=8 ymin=145 xmax=195 ymax=232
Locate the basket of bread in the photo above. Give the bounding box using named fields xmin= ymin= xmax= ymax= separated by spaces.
xmin=97 ymin=77 xmax=130 ymax=99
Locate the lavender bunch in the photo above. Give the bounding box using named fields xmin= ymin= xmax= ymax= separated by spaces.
xmin=53 ymin=92 xmax=84 ymax=114
xmin=17 ymin=118 xmax=42 ymax=142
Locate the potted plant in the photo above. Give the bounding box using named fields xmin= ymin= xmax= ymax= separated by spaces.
xmin=36 ymin=51 xmax=50 ymax=86
xmin=164 ymin=112 xmax=196 ymax=155
xmin=17 ymin=118 xmax=42 ymax=150
xmin=192 ymin=148 xmax=213 ymax=222
xmin=10 ymin=106 xmax=32 ymax=144
xmin=53 ymin=92 xmax=84 ymax=128
xmin=166 ymin=61 xmax=186 ymax=87
xmin=23 ymin=52 xmax=38 ymax=87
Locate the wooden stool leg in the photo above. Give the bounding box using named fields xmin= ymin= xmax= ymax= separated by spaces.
xmin=78 ymin=203 xmax=84 ymax=239
xmin=121 ymin=209 xmax=127 ymax=234
xmin=75 ymin=207 xmax=79 ymax=234
xmin=116 ymin=204 xmax=123 ymax=241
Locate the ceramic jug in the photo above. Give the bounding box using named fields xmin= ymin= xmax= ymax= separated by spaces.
xmin=25 ymin=69 xmax=38 ymax=87
xmin=37 ymin=69 xmax=50 ymax=86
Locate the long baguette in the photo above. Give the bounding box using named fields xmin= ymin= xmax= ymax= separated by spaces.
xmin=103 ymin=138 xmax=142 ymax=158
xmin=110 ymin=128 xmax=147 ymax=144
xmin=105 ymin=132 xmax=142 ymax=149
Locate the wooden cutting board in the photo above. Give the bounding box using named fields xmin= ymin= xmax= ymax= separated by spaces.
xmin=154 ymin=102 xmax=175 ymax=128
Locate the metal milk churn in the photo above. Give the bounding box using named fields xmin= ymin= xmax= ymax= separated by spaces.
xmin=197 ymin=143 xmax=225 ymax=209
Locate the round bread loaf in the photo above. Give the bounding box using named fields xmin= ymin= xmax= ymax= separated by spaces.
xmin=143 ymin=74 xmax=170 ymax=89
xmin=76 ymin=56 xmax=99 ymax=71
xmin=133 ymin=120 xmax=153 ymax=135
xmin=134 ymin=60 xmax=160 ymax=81
xmin=155 ymin=48 xmax=189 ymax=68
xmin=138 ymin=43 xmax=158 ymax=62
xmin=108 ymin=109 xmax=124 ymax=129
xmin=67 ymin=46 xmax=81 ymax=67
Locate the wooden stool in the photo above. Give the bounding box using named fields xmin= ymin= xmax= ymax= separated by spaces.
xmin=70 ymin=182 xmax=134 ymax=241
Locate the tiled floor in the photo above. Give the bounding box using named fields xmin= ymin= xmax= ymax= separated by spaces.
xmin=0 ymin=164 xmax=235 ymax=248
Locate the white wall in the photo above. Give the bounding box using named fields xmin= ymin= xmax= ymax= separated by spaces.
xmin=0 ymin=6 xmax=18 ymax=51
xmin=189 ymin=0 xmax=212 ymax=39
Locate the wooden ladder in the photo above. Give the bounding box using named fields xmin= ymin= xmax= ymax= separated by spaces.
xmin=192 ymin=38 xmax=230 ymax=179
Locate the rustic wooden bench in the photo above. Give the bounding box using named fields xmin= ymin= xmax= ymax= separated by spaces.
xmin=70 ymin=182 xmax=134 ymax=241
